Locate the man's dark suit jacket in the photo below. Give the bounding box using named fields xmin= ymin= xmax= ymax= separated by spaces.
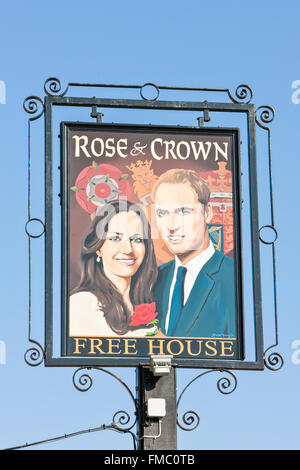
xmin=154 ymin=250 xmax=236 ymax=338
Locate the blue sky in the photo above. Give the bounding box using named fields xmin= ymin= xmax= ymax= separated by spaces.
xmin=0 ymin=0 xmax=300 ymax=450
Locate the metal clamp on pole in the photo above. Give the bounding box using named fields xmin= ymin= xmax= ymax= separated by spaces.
xmin=149 ymin=355 xmax=173 ymax=376
xmin=197 ymin=102 xmax=211 ymax=127
xmin=90 ymin=105 xmax=104 ymax=123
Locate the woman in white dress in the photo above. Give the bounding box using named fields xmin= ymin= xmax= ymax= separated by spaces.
xmin=69 ymin=200 xmax=158 ymax=337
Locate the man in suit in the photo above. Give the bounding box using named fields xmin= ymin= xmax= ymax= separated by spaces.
xmin=153 ymin=169 xmax=236 ymax=338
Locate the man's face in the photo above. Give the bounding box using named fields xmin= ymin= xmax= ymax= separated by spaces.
xmin=154 ymin=182 xmax=212 ymax=258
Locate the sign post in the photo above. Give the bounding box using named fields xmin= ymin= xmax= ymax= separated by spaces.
xmin=137 ymin=362 xmax=177 ymax=450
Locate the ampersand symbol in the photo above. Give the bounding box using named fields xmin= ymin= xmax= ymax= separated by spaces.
xmin=130 ymin=142 xmax=147 ymax=156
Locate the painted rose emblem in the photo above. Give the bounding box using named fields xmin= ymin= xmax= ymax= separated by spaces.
xmin=129 ymin=302 xmax=160 ymax=335
xmin=71 ymin=162 xmax=130 ymax=218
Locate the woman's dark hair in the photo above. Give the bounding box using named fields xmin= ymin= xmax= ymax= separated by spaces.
xmin=72 ymin=200 xmax=158 ymax=335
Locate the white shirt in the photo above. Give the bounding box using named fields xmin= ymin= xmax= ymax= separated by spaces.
xmin=165 ymin=241 xmax=215 ymax=332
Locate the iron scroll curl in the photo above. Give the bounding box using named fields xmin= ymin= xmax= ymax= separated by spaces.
xmin=177 ymin=411 xmax=200 ymax=432
xmin=228 ymin=84 xmax=253 ymax=104
xmin=72 ymin=367 xmax=138 ymax=432
xmin=44 ymin=77 xmax=69 ymax=97
xmin=264 ymin=349 xmax=284 ymax=371
xmin=255 ymin=105 xmax=275 ymax=130
xmin=23 ymin=96 xmax=44 ymax=121
xmin=24 ymin=340 xmax=45 ymax=367
xmin=177 ymin=369 xmax=237 ymax=431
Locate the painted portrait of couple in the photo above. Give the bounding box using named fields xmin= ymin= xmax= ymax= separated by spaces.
xmin=69 ymin=166 xmax=237 ymax=340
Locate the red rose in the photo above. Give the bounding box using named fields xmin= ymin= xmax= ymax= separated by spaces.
xmin=72 ymin=162 xmax=130 ymax=214
xmin=129 ymin=302 xmax=158 ymax=327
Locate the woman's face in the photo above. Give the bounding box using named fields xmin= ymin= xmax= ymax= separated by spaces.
xmin=99 ymin=211 xmax=146 ymax=280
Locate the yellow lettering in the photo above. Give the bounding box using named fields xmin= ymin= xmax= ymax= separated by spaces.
xmin=107 ymin=338 xmax=121 ymax=354
xmin=186 ymin=340 xmax=203 ymax=356
xmin=88 ymin=338 xmax=104 ymax=354
xmin=73 ymin=338 xmax=87 ymax=354
xmin=205 ymin=340 xmax=218 ymax=356
xmin=220 ymin=341 xmax=234 ymax=357
xmin=123 ymin=339 xmax=137 ymax=355
xmin=147 ymin=339 xmax=165 ymax=355
xmin=166 ymin=340 xmax=184 ymax=356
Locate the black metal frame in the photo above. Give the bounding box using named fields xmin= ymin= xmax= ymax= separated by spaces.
xmin=23 ymin=79 xmax=283 ymax=373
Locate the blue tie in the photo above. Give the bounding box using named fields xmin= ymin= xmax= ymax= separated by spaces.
xmin=167 ymin=266 xmax=187 ymax=336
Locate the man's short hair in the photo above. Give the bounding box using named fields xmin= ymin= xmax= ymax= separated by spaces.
xmin=152 ymin=168 xmax=211 ymax=206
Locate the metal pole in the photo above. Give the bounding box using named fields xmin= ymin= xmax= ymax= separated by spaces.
xmin=136 ymin=363 xmax=177 ymax=450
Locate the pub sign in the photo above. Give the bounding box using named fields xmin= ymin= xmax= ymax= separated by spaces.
xmin=61 ymin=123 xmax=243 ymax=364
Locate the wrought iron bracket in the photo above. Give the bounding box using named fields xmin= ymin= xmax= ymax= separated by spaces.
xmin=177 ymin=369 xmax=237 ymax=431
xmin=72 ymin=366 xmax=139 ymax=447
xmin=90 ymin=104 xmax=104 ymax=123
xmin=71 ymin=365 xmax=238 ymax=443
xmin=197 ymin=101 xmax=211 ymax=127
xmin=255 ymin=106 xmax=284 ymax=372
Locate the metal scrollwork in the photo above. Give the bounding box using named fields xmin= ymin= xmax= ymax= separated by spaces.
xmin=217 ymin=370 xmax=238 ymax=394
xmin=255 ymin=105 xmax=275 ymax=130
xmin=177 ymin=411 xmax=200 ymax=432
xmin=72 ymin=367 xmax=138 ymax=432
xmin=23 ymin=96 xmax=44 ymax=121
xmin=255 ymin=104 xmax=283 ymax=371
xmin=24 ymin=340 xmax=45 ymax=367
xmin=228 ymin=84 xmax=253 ymax=104
xmin=24 ymin=93 xmax=45 ymax=368
xmin=177 ymin=369 xmax=237 ymax=432
xmin=264 ymin=348 xmax=284 ymax=371
xmin=112 ymin=411 xmax=133 ymax=431
xmin=44 ymin=77 xmax=69 ymax=97
xmin=72 ymin=367 xmax=93 ymax=392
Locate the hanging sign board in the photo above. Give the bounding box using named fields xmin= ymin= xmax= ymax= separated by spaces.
xmin=61 ymin=123 xmax=243 ymax=364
